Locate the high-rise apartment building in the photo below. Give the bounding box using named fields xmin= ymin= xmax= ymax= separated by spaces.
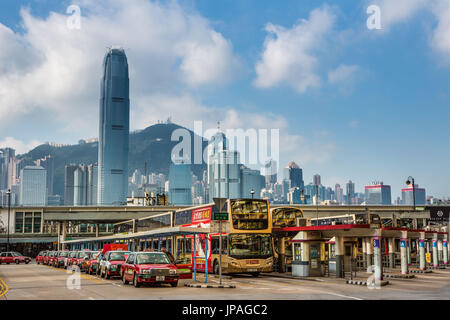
xmin=283 ymin=161 xmax=304 ymax=190
xmin=346 ymin=180 xmax=355 ymax=204
xmin=35 ymin=155 xmax=54 ymax=196
xmin=98 ymin=48 xmax=130 ymax=205
xmin=19 ymin=166 xmax=47 ymax=206
xmin=364 ymin=182 xmax=391 ymax=205
xmin=402 ymin=184 xmax=426 ymax=205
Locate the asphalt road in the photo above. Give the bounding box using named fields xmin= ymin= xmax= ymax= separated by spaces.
xmin=1 ymin=262 xmax=450 ymax=300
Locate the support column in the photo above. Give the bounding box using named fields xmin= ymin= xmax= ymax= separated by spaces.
xmin=362 ymin=238 xmax=367 ymax=269
xmin=419 ymin=238 xmax=426 ymax=270
xmin=279 ymin=237 xmax=286 ymax=273
xmin=62 ymin=221 xmax=67 ymax=251
xmin=95 ymin=224 xmax=99 ymax=238
xmin=373 ymin=236 xmax=383 ymax=281
xmin=438 ymin=240 xmax=443 ymax=265
xmin=400 ymin=238 xmax=409 ymax=274
xmin=407 ymin=239 xmax=411 ymax=266
xmin=443 ymin=240 xmax=448 ymax=265
xmin=366 ymin=237 xmax=374 ymax=267
xmin=432 ymin=239 xmax=439 ymax=268
xmin=301 ymin=241 xmax=310 ymax=277
xmin=388 ymin=238 xmax=395 ymax=269
xmin=335 ymin=236 xmax=344 ymax=278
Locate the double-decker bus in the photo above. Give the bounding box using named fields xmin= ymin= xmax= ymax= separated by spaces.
xmin=173 ymin=198 xmax=273 ymax=276
xmin=310 ymin=213 xmax=381 ymax=227
xmin=271 ymin=207 xmax=304 ymax=272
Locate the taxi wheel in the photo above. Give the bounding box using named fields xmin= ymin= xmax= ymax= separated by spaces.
xmin=15 ymin=260 xmax=20 ymax=264
xmin=25 ymin=260 xmax=30 ymax=264
xmin=122 ymin=273 xmax=129 ymax=285
xmin=170 ymin=281 xmax=178 ymax=287
xmin=133 ymin=274 xmax=140 ymax=288
xmin=105 ymin=271 xmax=110 ymax=280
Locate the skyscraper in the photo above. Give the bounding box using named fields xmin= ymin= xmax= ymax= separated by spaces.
xmin=98 ymin=48 xmax=130 ymax=205
xmin=313 ymin=174 xmax=321 ymax=186
xmin=402 ymin=184 xmax=426 ymax=205
xmin=64 ymin=164 xmax=78 ymax=205
xmin=19 ymin=166 xmax=47 ymax=206
xmin=168 ymin=162 xmax=192 ymax=205
xmin=335 ymin=184 xmax=344 ymax=204
xmin=264 ymin=159 xmax=277 ymax=186
xmin=346 ymin=180 xmax=355 ymax=205
xmin=35 ymin=155 xmax=54 ymax=196
xmin=283 ymin=161 xmax=304 ymax=190
xmin=364 ymin=182 xmax=391 ymax=205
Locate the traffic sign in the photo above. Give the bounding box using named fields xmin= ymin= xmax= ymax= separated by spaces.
xmin=213 ymin=212 xmax=228 ymax=221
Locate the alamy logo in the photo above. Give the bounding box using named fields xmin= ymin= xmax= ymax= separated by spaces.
xmin=66 ymin=265 xmax=81 ymax=290
xmin=366 ymin=5 xmax=382 ymax=30
xmin=437 ymin=210 xmax=444 ymax=217
xmin=366 ymin=265 xmax=381 ymax=289
xmin=66 ymin=5 xmax=81 ymax=30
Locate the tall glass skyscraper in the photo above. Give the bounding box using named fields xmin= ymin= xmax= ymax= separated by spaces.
xmin=97 ymin=48 xmax=130 ymax=205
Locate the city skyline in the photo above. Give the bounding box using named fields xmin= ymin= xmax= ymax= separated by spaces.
xmin=0 ymin=1 xmax=449 ymax=199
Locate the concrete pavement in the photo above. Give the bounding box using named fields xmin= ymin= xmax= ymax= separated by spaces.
xmin=1 ymin=262 xmax=450 ymax=300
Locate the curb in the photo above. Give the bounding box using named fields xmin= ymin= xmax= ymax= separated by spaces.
xmin=383 ymin=274 xmax=415 ymax=279
xmin=409 ymin=269 xmax=432 ymax=274
xmin=346 ymin=279 xmax=389 ymax=286
xmin=184 ymin=282 xmax=236 ymax=288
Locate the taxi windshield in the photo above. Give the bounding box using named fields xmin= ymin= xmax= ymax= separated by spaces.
xmin=91 ymin=252 xmax=100 ymax=259
xmin=109 ymin=252 xmax=128 ymax=261
xmin=77 ymin=252 xmax=90 ymax=258
xmin=12 ymin=252 xmax=22 ymax=257
xmin=136 ymin=253 xmax=170 ymax=265
xmin=59 ymin=252 xmax=68 ymax=257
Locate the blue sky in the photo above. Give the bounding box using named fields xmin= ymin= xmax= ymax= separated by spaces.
xmin=0 ymin=0 xmax=449 ymax=198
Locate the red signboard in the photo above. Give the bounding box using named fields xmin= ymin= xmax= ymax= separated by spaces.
xmin=192 ymin=206 xmax=212 ymax=223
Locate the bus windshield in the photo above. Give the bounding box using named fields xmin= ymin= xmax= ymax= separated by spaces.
xmin=229 ymin=234 xmax=272 ymax=259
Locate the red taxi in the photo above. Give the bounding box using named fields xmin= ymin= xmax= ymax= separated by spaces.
xmin=0 ymin=252 xmax=31 ymax=264
xmin=99 ymin=250 xmax=131 ymax=279
xmin=36 ymin=251 xmax=48 ymax=264
xmin=81 ymin=251 xmax=100 ymax=274
xmin=72 ymin=251 xmax=91 ymax=268
xmin=64 ymin=251 xmax=78 ymax=268
xmin=48 ymin=251 xmax=59 ymax=266
xmin=43 ymin=251 xmax=55 ymax=265
xmin=121 ymin=252 xmax=179 ymax=288
xmin=54 ymin=251 xmax=69 ymax=268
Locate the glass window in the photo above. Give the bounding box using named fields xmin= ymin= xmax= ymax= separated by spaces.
xmin=15 ymin=212 xmax=24 ymax=233
xmin=229 ymin=234 xmax=272 ymax=258
xmin=33 ymin=213 xmax=41 ymax=233
xmin=126 ymin=254 xmax=135 ymax=264
xmin=136 ymin=253 xmax=170 ymax=264
xmin=24 ymin=212 xmax=33 ymax=233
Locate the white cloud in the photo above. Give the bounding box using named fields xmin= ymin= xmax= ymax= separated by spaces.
xmin=369 ymin=0 xmax=428 ymax=29
xmin=348 ymin=120 xmax=360 ymax=128
xmin=253 ymin=6 xmax=336 ymax=93
xmin=0 ymin=137 xmax=42 ymax=154
xmin=431 ymin=0 xmax=450 ymax=58
xmin=0 ymin=0 xmax=240 ymax=135
xmin=328 ymin=64 xmax=360 ymax=85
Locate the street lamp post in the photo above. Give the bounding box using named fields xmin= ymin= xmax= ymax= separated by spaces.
xmin=315 ymin=184 xmax=319 ymax=223
xmin=406 ymin=176 xmax=416 ymax=212
xmin=250 ymin=189 xmax=255 ymax=199
xmin=6 ymin=189 xmax=11 ymax=252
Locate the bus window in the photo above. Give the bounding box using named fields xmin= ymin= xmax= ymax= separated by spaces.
xmin=230 ymin=199 xmax=269 ymax=231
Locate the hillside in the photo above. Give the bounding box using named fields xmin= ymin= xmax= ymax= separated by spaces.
xmin=18 ymin=123 xmax=208 ymax=197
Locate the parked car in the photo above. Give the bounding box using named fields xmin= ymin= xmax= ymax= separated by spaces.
xmin=121 ymin=252 xmax=179 ymax=288
xmin=43 ymin=251 xmax=55 ymax=265
xmin=48 ymin=251 xmax=59 ymax=266
xmin=98 ymin=250 xmax=131 ymax=279
xmin=54 ymin=251 xmax=69 ymax=268
xmin=36 ymin=251 xmax=48 ymax=264
xmin=72 ymin=251 xmax=91 ymax=269
xmin=80 ymin=251 xmax=100 ymax=274
xmin=64 ymin=251 xmax=77 ymax=269
xmin=0 ymin=252 xmax=31 ymax=264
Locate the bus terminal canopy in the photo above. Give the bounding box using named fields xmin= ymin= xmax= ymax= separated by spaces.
xmin=61 ymin=226 xmax=211 ymax=244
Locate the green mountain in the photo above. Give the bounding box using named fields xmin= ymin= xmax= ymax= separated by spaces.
xmin=18 ymin=123 xmax=208 ymax=197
